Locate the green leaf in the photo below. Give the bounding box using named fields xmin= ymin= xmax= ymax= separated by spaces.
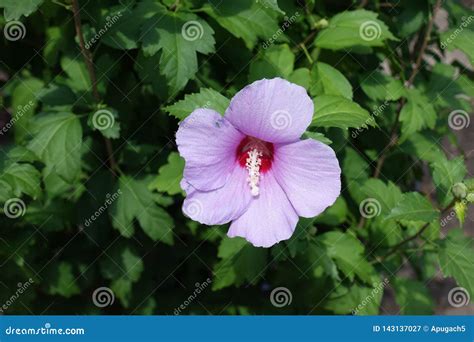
xmin=60 ymin=55 xmax=92 ymax=93
xmin=11 ymin=77 xmax=43 ymax=143
xmin=439 ymin=229 xmax=474 ymax=295
xmin=360 ymin=71 xmax=403 ymax=101
xmin=47 ymin=262 xmax=80 ymax=298
xmin=431 ymin=156 xmax=467 ymax=207
xmin=149 ymin=152 xmax=184 ymax=196
xmin=318 ymin=231 xmax=374 ymax=283
xmin=441 ymin=29 xmax=474 ymax=64
xmin=311 ymin=95 xmax=373 ymax=129
xmin=0 ymin=0 xmax=43 ymax=20
xmin=141 ymin=6 xmax=215 ymax=94
xmin=309 ymin=62 xmax=353 ymax=99
xmin=28 ymin=112 xmax=83 ymax=182
xmin=393 ymin=277 xmax=434 ymax=314
xmin=101 ymin=5 xmax=139 ymax=50
xmin=386 ymin=192 xmax=438 ymax=222
xmin=249 ymin=44 xmax=294 ymax=81
xmin=112 ymin=176 xmax=174 ymax=244
xmin=203 ymin=1 xmax=280 ymax=49
xmin=361 ymin=178 xmax=402 ymax=215
xmin=212 ymin=237 xmax=267 ymax=290
xmin=258 ymin=0 xmax=285 ymax=14
xmin=0 ymin=163 xmax=41 ymax=199
xmin=315 ymin=10 xmax=397 ymax=50
xmin=302 ymin=131 xmax=333 ymax=145
xmin=399 ymin=88 xmax=437 ymax=142
xmin=164 ymin=88 xmax=230 ymax=120
xmin=288 ymin=68 xmax=311 ymax=90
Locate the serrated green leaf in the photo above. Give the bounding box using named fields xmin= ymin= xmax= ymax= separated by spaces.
xmin=431 ymin=156 xmax=467 ymax=207
xmin=164 ymin=88 xmax=230 ymax=120
xmin=0 ymin=163 xmax=41 ymax=199
xmin=0 ymin=0 xmax=43 ymax=20
xmin=315 ymin=10 xmax=397 ymax=50
xmin=360 ymin=71 xmax=403 ymax=101
xmin=399 ymin=88 xmax=437 ymax=142
xmin=311 ymin=95 xmax=372 ymax=129
xmin=439 ymin=229 xmax=474 ymax=295
xmin=310 ymin=62 xmax=353 ymax=99
xmin=149 ymin=152 xmax=184 ymax=196
xmin=28 ymin=112 xmax=83 ymax=182
xmin=441 ymin=28 xmax=474 ymax=64
xmin=112 ymin=176 xmax=174 ymax=244
xmin=249 ymin=44 xmax=294 ymax=81
xmin=386 ymin=192 xmax=438 ymax=222
xmin=393 ymin=277 xmax=434 ymax=314
xmin=47 ymin=262 xmax=80 ymax=298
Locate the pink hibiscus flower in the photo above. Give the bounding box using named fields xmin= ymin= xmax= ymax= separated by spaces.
xmin=176 ymin=78 xmax=341 ymax=247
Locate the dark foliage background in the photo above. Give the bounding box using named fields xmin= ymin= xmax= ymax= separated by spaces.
xmin=0 ymin=0 xmax=473 ymax=315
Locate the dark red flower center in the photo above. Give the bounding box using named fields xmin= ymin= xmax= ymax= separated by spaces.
xmin=236 ymin=136 xmax=274 ymax=172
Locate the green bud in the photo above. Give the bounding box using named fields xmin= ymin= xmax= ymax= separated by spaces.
xmin=452 ymin=182 xmax=467 ymax=199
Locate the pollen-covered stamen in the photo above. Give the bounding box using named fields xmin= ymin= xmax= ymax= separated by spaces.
xmin=246 ymin=148 xmax=262 ymax=197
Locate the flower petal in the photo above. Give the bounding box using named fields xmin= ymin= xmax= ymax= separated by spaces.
xmin=272 ymin=139 xmax=341 ymax=217
xmin=227 ymin=172 xmax=298 ymax=247
xmin=176 ymin=108 xmax=244 ymax=191
xmin=182 ymin=166 xmax=252 ymax=225
xmin=225 ymin=78 xmax=313 ymax=143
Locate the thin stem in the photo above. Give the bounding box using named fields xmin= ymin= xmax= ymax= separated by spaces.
xmin=71 ymin=0 xmax=120 ymax=177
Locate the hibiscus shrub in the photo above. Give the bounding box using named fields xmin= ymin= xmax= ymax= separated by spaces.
xmin=0 ymin=0 xmax=473 ymax=315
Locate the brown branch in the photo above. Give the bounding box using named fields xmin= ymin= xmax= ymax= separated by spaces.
xmin=71 ymin=0 xmax=119 ymax=177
